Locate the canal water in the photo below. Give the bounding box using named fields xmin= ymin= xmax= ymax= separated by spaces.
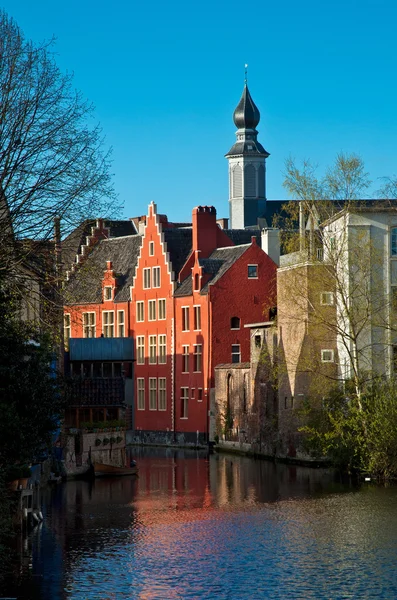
xmin=4 ymin=447 xmax=397 ymax=599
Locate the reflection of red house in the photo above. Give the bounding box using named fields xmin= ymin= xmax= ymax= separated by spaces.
xmin=64 ymin=202 xmax=277 ymax=444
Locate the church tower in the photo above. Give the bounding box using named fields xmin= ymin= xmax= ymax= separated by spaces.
xmin=225 ymin=84 xmax=269 ymax=229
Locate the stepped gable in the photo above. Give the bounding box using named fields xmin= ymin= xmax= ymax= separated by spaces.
xmin=64 ymin=234 xmax=142 ymax=304
xmin=175 ymin=243 xmax=250 ymax=297
xmin=62 ymin=219 xmax=136 ymax=274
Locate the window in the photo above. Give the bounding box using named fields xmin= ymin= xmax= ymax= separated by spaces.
xmin=64 ymin=314 xmax=71 ymax=349
xmin=158 ymin=378 xmax=166 ymax=411
xmin=255 ymin=334 xmax=261 ymax=348
xmin=194 ymin=273 xmax=200 ymax=291
xmin=104 ymin=286 xmax=112 ymax=301
xmin=137 ymin=336 xmax=145 ymax=365
xmin=137 ymin=378 xmax=145 ymax=410
xmin=103 ymin=363 xmax=112 ymax=378
xmin=148 ymin=299 xmax=156 ymax=321
xmin=182 ymin=307 xmax=190 ymax=331
xmin=149 ymin=241 xmax=155 ymax=256
xmin=182 ymin=345 xmax=189 ymax=372
xmin=181 ymin=387 xmax=189 ymax=419
xmin=191 ymin=388 xmax=195 ymax=399
xmin=248 ymin=265 xmax=258 ymax=278
xmin=103 ymin=311 xmax=114 ymax=337
xmin=321 ymin=292 xmax=334 ymax=306
xmin=136 ymin=301 xmax=144 ymax=322
xmin=193 ymin=344 xmax=202 ymax=372
xmin=149 ymin=378 xmax=157 ymax=410
xmin=284 ymin=396 xmax=288 ymax=409
xmin=158 ymin=298 xmax=166 ymax=320
xmin=198 ymin=388 xmax=203 ymax=402
xmin=231 ymin=344 xmax=241 ymax=363
xmin=143 ymin=268 xmax=151 ymax=289
xmin=230 ymin=316 xmax=240 ymax=330
xmin=82 ymin=312 xmax=96 ymax=338
xmin=149 ymin=335 xmax=157 ymax=364
xmin=153 ymin=266 xmax=161 ymax=288
xmin=194 ymin=305 xmax=201 ymax=331
xmin=321 ymin=349 xmax=334 ymax=363
xmin=117 ymin=310 xmax=125 ymax=337
xmin=392 ymin=228 xmax=397 ymax=256
xmin=158 ymin=334 xmax=166 ymax=364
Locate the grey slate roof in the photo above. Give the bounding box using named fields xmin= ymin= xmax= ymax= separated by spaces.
xmin=62 ymin=219 xmax=137 ymax=273
xmin=163 ymin=227 xmax=192 ymax=275
xmin=64 ymin=235 xmax=142 ymax=304
xmin=225 ymin=139 xmax=269 ymax=158
xmin=233 ymin=85 xmax=260 ymax=130
xmin=175 ymin=244 xmax=251 ymax=297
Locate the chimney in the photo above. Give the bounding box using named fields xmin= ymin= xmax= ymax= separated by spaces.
xmin=192 ymin=206 xmax=218 ymax=258
xmin=261 ymin=228 xmax=280 ymax=266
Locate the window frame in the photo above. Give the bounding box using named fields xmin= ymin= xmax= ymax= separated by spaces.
xmin=102 ymin=310 xmax=115 ymax=337
xmin=136 ymin=336 xmax=145 ymax=365
xmin=182 ymin=306 xmax=190 ymax=332
xmin=247 ymin=264 xmax=258 ymax=279
xmin=117 ymin=310 xmax=125 ymax=337
xmin=194 ymin=305 xmax=201 ymax=331
xmin=137 ymin=378 xmax=145 ymax=410
xmin=230 ymin=316 xmax=240 ymax=330
xmin=193 ymin=344 xmax=202 ymax=372
xmin=158 ymin=334 xmax=167 ymax=364
xmin=158 ymin=298 xmax=166 ymax=320
xmin=143 ymin=268 xmax=151 ymax=289
xmin=158 ymin=378 xmax=166 ymax=411
xmin=197 ymin=388 xmax=203 ymax=402
xmin=64 ymin=313 xmax=71 ymax=349
xmin=82 ymin=311 xmax=96 ymax=338
xmin=149 ymin=241 xmax=155 ymax=256
xmin=136 ymin=301 xmax=144 ymax=322
xmin=320 ymin=292 xmax=334 ymax=306
xmin=153 ymin=266 xmax=161 ymax=288
xmin=181 ymin=387 xmax=189 ymax=419
xmin=149 ymin=377 xmax=157 ymax=410
xmin=103 ymin=286 xmax=113 ymax=301
xmin=149 ymin=335 xmax=157 ymax=365
xmin=231 ymin=344 xmax=241 ymax=364
xmin=392 ymin=228 xmax=397 ymax=256
xmin=182 ymin=345 xmax=189 ymax=373
xmin=321 ymin=349 xmax=334 ymax=363
xmin=148 ymin=299 xmax=156 ymax=321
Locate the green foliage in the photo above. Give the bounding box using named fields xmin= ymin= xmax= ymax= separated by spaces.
xmin=299 ymin=380 xmax=397 ymax=479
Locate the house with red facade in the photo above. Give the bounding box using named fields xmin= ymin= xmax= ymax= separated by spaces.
xmin=63 ymin=201 xmax=277 ymax=446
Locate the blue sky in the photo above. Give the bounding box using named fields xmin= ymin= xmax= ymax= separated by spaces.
xmin=2 ymin=0 xmax=397 ymax=222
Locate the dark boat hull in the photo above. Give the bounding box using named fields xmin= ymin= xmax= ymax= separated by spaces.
xmin=93 ymin=462 xmax=138 ymax=477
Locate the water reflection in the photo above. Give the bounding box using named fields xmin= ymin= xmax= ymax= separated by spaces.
xmin=6 ymin=448 xmax=397 ymax=599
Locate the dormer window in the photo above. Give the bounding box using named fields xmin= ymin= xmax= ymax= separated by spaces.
xmin=104 ymin=286 xmax=112 ymax=301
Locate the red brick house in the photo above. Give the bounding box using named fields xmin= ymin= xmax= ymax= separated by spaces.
xmin=63 ymin=202 xmax=277 ymax=445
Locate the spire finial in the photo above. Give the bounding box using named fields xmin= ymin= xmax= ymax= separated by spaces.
xmin=244 ymin=63 xmax=248 ymax=85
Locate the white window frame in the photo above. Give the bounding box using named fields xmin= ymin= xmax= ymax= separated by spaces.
xmin=194 ymin=305 xmax=201 ymax=331
xmin=136 ymin=336 xmax=145 ymax=365
xmin=320 ymin=292 xmax=334 ymax=306
xmin=136 ymin=301 xmax=144 ymax=322
xmin=193 ymin=344 xmax=202 ymax=372
xmin=64 ymin=313 xmax=71 ymax=349
xmin=231 ymin=344 xmax=241 ymax=364
xmin=247 ymin=264 xmax=258 ymax=279
xmin=143 ymin=268 xmax=151 ymax=289
xmin=182 ymin=306 xmax=190 ymax=332
xmin=148 ymin=299 xmax=156 ymax=321
xmin=137 ymin=378 xmax=145 ymax=410
xmin=83 ymin=312 xmax=96 ymax=338
xmin=117 ymin=310 xmax=125 ymax=337
xmin=182 ymin=345 xmax=189 ymax=373
xmin=153 ymin=266 xmax=161 ymax=288
xmin=158 ymin=334 xmax=167 ymax=364
xmin=149 ymin=335 xmax=157 ymax=364
xmin=149 ymin=241 xmax=155 ymax=256
xmin=102 ymin=311 xmax=115 ymax=337
xmin=158 ymin=298 xmax=166 ymax=320
xmin=191 ymin=388 xmax=195 ymax=400
xmin=149 ymin=377 xmax=157 ymax=410
xmin=181 ymin=387 xmax=189 ymax=419
xmin=158 ymin=378 xmax=166 ymax=411
xmin=321 ymin=349 xmax=334 ymax=363
xmin=103 ymin=286 xmax=113 ymax=301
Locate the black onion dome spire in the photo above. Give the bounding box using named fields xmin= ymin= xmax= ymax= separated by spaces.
xmin=233 ymin=84 xmax=260 ymax=129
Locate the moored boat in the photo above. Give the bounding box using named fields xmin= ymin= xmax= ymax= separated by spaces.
xmin=93 ymin=462 xmax=138 ymax=477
